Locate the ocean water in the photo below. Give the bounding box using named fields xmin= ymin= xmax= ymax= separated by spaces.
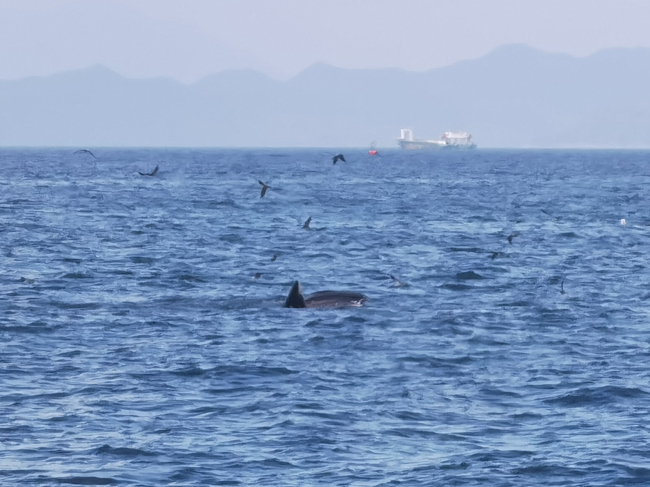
xmin=2 ymin=148 xmax=650 ymax=486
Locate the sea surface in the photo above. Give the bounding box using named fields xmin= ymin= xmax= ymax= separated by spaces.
xmin=2 ymin=148 xmax=650 ymax=486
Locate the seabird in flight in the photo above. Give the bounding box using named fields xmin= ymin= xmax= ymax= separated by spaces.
xmin=74 ymin=149 xmax=97 ymax=159
xmin=138 ymin=165 xmax=159 ymax=176
xmin=258 ymin=180 xmax=271 ymax=197
xmin=332 ymin=154 xmax=346 ymax=164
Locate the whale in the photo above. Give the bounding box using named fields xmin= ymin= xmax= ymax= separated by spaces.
xmin=284 ymin=281 xmax=368 ymax=308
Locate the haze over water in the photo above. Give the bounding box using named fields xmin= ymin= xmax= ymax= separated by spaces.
xmin=2 ymin=148 xmax=650 ymax=486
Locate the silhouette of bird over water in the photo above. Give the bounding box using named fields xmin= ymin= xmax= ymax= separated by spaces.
xmin=507 ymin=233 xmax=520 ymax=244
xmin=258 ymin=180 xmax=271 ymax=197
xmin=74 ymin=149 xmax=97 ymax=159
xmin=332 ymin=154 xmax=346 ymax=164
xmin=138 ymin=165 xmax=159 ymax=176
xmin=388 ymin=274 xmax=407 ymax=287
xmin=303 ymin=217 xmax=312 ymax=229
xmin=541 ymin=209 xmax=561 ymax=221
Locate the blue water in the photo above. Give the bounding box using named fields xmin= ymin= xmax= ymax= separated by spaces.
xmin=2 ymin=148 xmax=650 ymax=486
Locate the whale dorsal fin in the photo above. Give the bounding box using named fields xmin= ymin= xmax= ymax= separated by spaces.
xmin=284 ymin=281 xmax=306 ymax=308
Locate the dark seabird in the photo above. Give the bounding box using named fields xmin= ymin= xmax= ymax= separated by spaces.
xmin=560 ymin=279 xmax=566 ymax=295
xmin=138 ymin=165 xmax=159 ymax=176
xmin=507 ymin=233 xmax=519 ymax=244
xmin=303 ymin=217 xmax=312 ymax=229
xmin=271 ymin=254 xmax=278 ymax=262
xmin=74 ymin=149 xmax=97 ymax=159
xmin=259 ymin=180 xmax=271 ymax=198
xmin=284 ymin=281 xmax=367 ymax=308
xmin=332 ymin=154 xmax=346 ymax=164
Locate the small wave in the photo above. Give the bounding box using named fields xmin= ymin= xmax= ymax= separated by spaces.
xmin=456 ymin=271 xmax=485 ymax=280
xmin=438 ymin=461 xmax=470 ymax=471
xmin=172 ymin=365 xmax=298 ymax=379
xmin=0 ymin=424 xmax=33 ymax=434
xmin=204 ymin=198 xmax=237 ymax=208
xmin=220 ymin=233 xmax=243 ymax=243
xmin=130 ymin=256 xmax=157 ymax=264
xmin=385 ymin=427 xmax=453 ymax=439
xmin=544 ymin=385 xmax=649 ymax=407
xmin=189 ymin=406 xmax=230 ymax=416
xmin=94 ymin=444 xmax=157 ymax=458
xmin=510 ymin=463 xmax=584 ymax=477
xmin=479 ymin=385 xmax=523 ymax=399
xmin=510 ymin=411 xmax=543 ymax=421
xmin=0 ymin=323 xmax=58 ymax=334
xmin=448 ymin=247 xmax=484 ymax=253
xmin=248 ymin=458 xmax=297 ymax=468
xmin=179 ymin=274 xmax=206 ymax=283
xmin=397 ymin=354 xmax=474 ymax=368
xmin=441 ymin=283 xmax=472 ymax=291
xmin=108 ymin=269 xmax=134 ymax=276
xmin=49 ymin=301 xmax=101 ymax=310
xmin=61 ymin=272 xmax=93 ymax=279
xmin=392 ymin=410 xmax=429 ymax=421
xmin=559 ymin=231 xmax=580 ymax=238
xmin=52 ymin=476 xmax=119 ymax=485
xmin=170 ymin=366 xmax=210 ymax=377
xmin=606 ymin=462 xmax=650 ymax=479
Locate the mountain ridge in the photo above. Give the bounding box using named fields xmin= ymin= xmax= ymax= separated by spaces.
xmin=1 ymin=44 xmax=649 ymax=148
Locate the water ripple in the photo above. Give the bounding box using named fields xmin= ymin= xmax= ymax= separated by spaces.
xmin=2 ymin=148 xmax=650 ymax=485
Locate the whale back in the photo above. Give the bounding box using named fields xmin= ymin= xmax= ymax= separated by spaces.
xmin=304 ymin=290 xmax=367 ymax=308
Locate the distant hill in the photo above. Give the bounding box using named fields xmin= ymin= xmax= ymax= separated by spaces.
xmin=1 ymin=44 xmax=649 ymax=148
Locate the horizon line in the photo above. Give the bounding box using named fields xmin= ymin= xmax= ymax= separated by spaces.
xmin=2 ymin=146 xmax=650 ymax=151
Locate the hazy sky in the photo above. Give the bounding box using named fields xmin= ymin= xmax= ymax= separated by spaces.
xmin=2 ymin=0 xmax=650 ymax=82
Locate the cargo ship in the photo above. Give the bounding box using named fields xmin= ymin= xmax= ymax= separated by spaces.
xmin=397 ymin=128 xmax=476 ymax=150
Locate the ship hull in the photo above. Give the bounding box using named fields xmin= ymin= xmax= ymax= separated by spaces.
xmin=398 ymin=140 xmax=476 ymax=150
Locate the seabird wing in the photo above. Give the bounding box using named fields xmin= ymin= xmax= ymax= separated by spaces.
xmin=259 ymin=180 xmax=270 ymax=197
xmin=74 ymin=149 xmax=97 ymax=159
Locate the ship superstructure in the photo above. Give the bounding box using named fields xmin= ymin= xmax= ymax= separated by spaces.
xmin=397 ymin=128 xmax=476 ymax=149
